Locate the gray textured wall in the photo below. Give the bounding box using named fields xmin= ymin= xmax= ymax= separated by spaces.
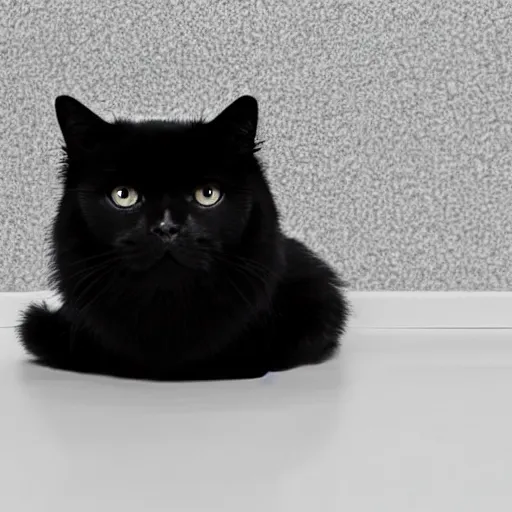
xmin=1 ymin=0 xmax=511 ymax=292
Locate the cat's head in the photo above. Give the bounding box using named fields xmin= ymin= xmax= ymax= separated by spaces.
xmin=55 ymin=95 xmax=277 ymax=281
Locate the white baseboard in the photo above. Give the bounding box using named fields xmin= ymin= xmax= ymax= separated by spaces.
xmin=1 ymin=290 xmax=512 ymax=330
xmin=347 ymin=291 xmax=512 ymax=329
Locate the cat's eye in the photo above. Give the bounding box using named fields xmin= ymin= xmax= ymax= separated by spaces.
xmin=194 ymin=185 xmax=222 ymax=207
xmin=110 ymin=186 xmax=140 ymax=208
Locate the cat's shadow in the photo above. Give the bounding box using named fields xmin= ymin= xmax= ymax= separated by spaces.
xmin=19 ymin=354 xmax=348 ymax=508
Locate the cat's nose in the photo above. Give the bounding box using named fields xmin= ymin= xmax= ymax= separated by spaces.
xmin=150 ymin=218 xmax=180 ymax=240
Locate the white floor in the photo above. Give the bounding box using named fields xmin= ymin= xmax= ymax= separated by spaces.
xmin=1 ymin=327 xmax=512 ymax=511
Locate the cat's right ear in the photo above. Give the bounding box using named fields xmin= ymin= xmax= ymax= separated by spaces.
xmin=55 ymin=96 xmax=111 ymax=154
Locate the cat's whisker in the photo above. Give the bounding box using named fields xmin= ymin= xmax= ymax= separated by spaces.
xmin=65 ymin=248 xmax=120 ymax=268
xmin=229 ymin=267 xmax=274 ymax=305
xmin=68 ymin=258 xmax=122 ymax=298
xmin=66 ymin=256 xmax=121 ymax=285
xmin=209 ymin=251 xmax=276 ymax=283
xmin=206 ymin=248 xmax=282 ymax=279
xmin=79 ymin=279 xmax=114 ymax=315
xmin=191 ymin=247 xmax=272 ymax=283
xmin=227 ymin=254 xmax=282 ymax=279
xmin=224 ymin=276 xmax=254 ymax=311
xmin=206 ymin=253 xmax=275 ymax=305
xmin=73 ymin=265 xmax=118 ymax=311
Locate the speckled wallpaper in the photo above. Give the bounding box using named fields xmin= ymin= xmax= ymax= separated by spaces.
xmin=1 ymin=0 xmax=511 ymax=291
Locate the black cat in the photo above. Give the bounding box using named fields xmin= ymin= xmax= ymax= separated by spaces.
xmin=17 ymin=95 xmax=349 ymax=380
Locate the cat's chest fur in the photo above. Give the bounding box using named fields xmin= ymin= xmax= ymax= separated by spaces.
xmin=70 ymin=267 xmax=275 ymax=363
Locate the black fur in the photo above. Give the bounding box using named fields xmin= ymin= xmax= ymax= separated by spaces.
xmin=17 ymin=95 xmax=349 ymax=380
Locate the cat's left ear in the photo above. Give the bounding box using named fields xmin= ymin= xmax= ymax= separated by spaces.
xmin=210 ymin=96 xmax=258 ymax=153
xmin=55 ymin=95 xmax=112 ymax=155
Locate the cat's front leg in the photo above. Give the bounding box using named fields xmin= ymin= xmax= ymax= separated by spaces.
xmin=167 ymin=340 xmax=270 ymax=381
xmin=188 ymin=363 xmax=268 ymax=381
xmin=170 ymin=357 xmax=269 ymax=381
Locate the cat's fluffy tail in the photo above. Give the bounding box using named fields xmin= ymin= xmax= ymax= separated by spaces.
xmin=17 ymin=303 xmax=71 ymax=366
